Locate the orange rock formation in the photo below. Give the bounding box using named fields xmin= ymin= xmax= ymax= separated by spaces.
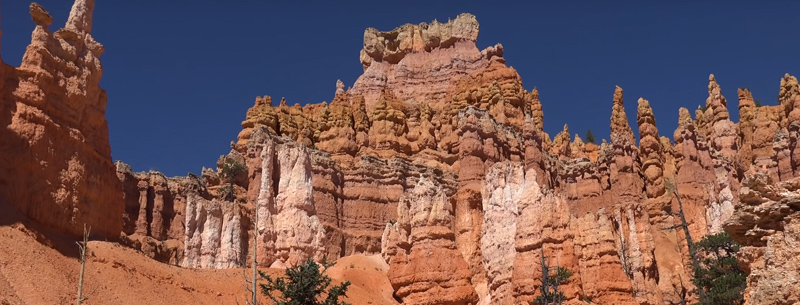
xmin=2 ymin=4 xmax=800 ymax=305
xmin=0 ymin=0 xmax=122 ymax=239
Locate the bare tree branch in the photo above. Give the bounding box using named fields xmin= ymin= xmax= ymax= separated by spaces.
xmin=76 ymin=224 xmax=91 ymax=305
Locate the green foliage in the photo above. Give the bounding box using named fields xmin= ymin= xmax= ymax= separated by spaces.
xmin=259 ymin=257 xmax=351 ymax=305
xmin=584 ymin=130 xmax=596 ymax=144
xmin=700 ymin=105 xmax=708 ymax=112
xmin=533 ymin=266 xmax=571 ymax=305
xmin=691 ymin=232 xmax=746 ymax=305
xmin=221 ymin=157 xmax=246 ymax=180
xmin=220 ymin=157 xmax=246 ymax=202
xmin=532 ymin=246 xmax=572 ymax=305
xmin=754 ymin=100 xmax=763 ymax=107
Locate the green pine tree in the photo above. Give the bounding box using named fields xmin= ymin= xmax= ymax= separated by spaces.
xmin=259 ymin=257 xmax=351 ymax=305
xmin=692 ymin=232 xmax=746 ymax=305
xmin=585 ymin=130 xmax=596 ymax=144
xmin=220 ymin=157 xmax=246 ymax=202
xmin=532 ymin=246 xmax=572 ymax=305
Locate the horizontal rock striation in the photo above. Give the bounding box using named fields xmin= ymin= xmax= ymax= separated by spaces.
xmin=6 ymin=4 xmax=798 ymax=304
xmin=0 ymin=0 xmax=123 ymax=239
xmin=121 ymin=13 xmax=800 ymax=304
xmin=724 ymin=172 xmax=800 ymax=305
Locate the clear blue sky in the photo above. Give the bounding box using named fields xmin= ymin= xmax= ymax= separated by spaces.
xmin=2 ymin=1 xmax=799 ymax=176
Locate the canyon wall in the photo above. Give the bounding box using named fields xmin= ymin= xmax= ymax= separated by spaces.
xmin=0 ymin=1 xmax=123 ymax=239
xmin=724 ymin=172 xmax=800 ymax=305
xmin=202 ymin=16 xmax=800 ymax=304
xmin=115 ymin=12 xmax=800 ymax=305
xmin=3 ymin=4 xmax=798 ymax=304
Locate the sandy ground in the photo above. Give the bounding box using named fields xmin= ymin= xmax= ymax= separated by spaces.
xmin=0 ymin=210 xmax=399 ymax=305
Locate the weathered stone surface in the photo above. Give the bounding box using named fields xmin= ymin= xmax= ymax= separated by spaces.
xmin=116 ymin=161 xmax=207 ymax=265
xmin=360 ymin=13 xmax=480 ymax=69
xmin=0 ymin=1 xmax=122 ymax=239
xmin=637 ymin=98 xmax=665 ymax=198
xmin=724 ymin=172 xmax=800 ymax=305
xmin=182 ymin=195 xmax=242 ymax=268
xmin=10 ymin=5 xmax=800 ymax=304
xmin=383 ymin=177 xmax=479 ymax=305
xmin=480 ymin=162 xmax=521 ymax=305
xmin=704 ymin=75 xmax=738 ymax=234
xmin=252 ymin=132 xmax=326 ymax=268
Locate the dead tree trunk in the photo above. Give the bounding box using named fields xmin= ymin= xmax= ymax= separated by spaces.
xmin=250 ymin=208 xmax=258 ymax=305
xmin=539 ymin=246 xmax=552 ymax=305
xmin=664 ymin=182 xmax=704 ymax=302
xmin=76 ymin=224 xmax=90 ymax=305
xmin=240 ymin=208 xmax=259 ymax=305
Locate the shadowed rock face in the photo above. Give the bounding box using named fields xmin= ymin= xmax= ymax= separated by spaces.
xmin=5 ymin=4 xmax=798 ymax=304
xmin=0 ymin=1 xmax=123 ymax=239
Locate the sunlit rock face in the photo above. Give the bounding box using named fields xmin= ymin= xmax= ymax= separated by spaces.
xmin=724 ymin=172 xmax=800 ymax=305
xmin=0 ymin=1 xmax=123 ymax=239
xmin=9 ymin=3 xmax=797 ymax=302
xmin=124 ymin=11 xmax=800 ymax=304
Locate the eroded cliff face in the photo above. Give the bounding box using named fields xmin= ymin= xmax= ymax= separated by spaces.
xmin=107 ymin=12 xmax=800 ymax=304
xmin=0 ymin=1 xmax=123 ymax=239
xmin=382 ymin=177 xmax=478 ymax=305
xmin=724 ymin=172 xmax=800 ymax=305
xmin=3 ymin=4 xmax=788 ymax=303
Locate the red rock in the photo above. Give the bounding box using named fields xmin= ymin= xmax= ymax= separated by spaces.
xmin=724 ymin=172 xmax=800 ymax=305
xmin=8 ymin=6 xmax=800 ymax=304
xmin=0 ymin=1 xmax=122 ymax=239
xmin=383 ymin=177 xmax=479 ymax=305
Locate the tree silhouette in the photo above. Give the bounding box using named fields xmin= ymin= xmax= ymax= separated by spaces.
xmin=585 ymin=130 xmax=596 ymax=144
xmin=220 ymin=157 xmax=246 ymax=202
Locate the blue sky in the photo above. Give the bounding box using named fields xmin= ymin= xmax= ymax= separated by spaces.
xmin=2 ymin=1 xmax=798 ymax=176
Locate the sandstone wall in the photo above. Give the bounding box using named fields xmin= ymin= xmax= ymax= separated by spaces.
xmin=7 ymin=5 xmax=788 ymax=303
xmin=724 ymin=172 xmax=800 ymax=305
xmin=0 ymin=1 xmax=123 ymax=239
xmin=127 ymin=14 xmax=800 ymax=304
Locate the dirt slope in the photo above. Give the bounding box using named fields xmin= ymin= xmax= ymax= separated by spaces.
xmin=0 ymin=214 xmax=398 ymax=305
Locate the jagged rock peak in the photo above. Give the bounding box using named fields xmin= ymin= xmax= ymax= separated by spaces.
xmin=610 ymin=86 xmax=634 ymax=144
xmin=738 ymin=87 xmax=755 ymax=105
xmin=636 ymin=98 xmax=658 ymax=137
xmin=637 ymin=98 xmax=665 ymax=197
xmin=779 ymin=73 xmax=800 ymax=108
xmin=335 ymin=79 xmax=345 ymax=96
xmin=66 ymin=0 xmax=94 ymax=33
xmin=738 ymin=88 xmax=756 ymax=122
xmin=529 ymin=87 xmax=544 ymax=131
xmin=706 ymin=74 xmax=730 ymax=122
xmin=30 ymin=3 xmax=53 ymax=27
xmin=360 ymin=13 xmax=480 ymax=69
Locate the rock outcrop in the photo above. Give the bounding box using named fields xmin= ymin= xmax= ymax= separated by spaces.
xmin=116 ymin=162 xmax=207 ymax=265
xmin=724 ymin=172 xmax=800 ymax=305
xmin=382 ymin=177 xmax=479 ymax=305
xmin=252 ymin=132 xmax=326 ymax=268
xmin=8 ymin=4 xmax=799 ymax=304
xmin=0 ymin=1 xmax=122 ymax=239
xmin=155 ymin=13 xmax=800 ymax=304
xmin=183 ymin=195 xmax=243 ymax=268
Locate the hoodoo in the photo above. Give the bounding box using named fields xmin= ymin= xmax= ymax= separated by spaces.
xmin=0 ymin=4 xmax=798 ymax=305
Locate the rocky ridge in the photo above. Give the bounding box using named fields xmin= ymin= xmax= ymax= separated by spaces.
xmin=0 ymin=0 xmax=122 ymax=239
xmin=2 ymin=5 xmax=799 ymax=305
